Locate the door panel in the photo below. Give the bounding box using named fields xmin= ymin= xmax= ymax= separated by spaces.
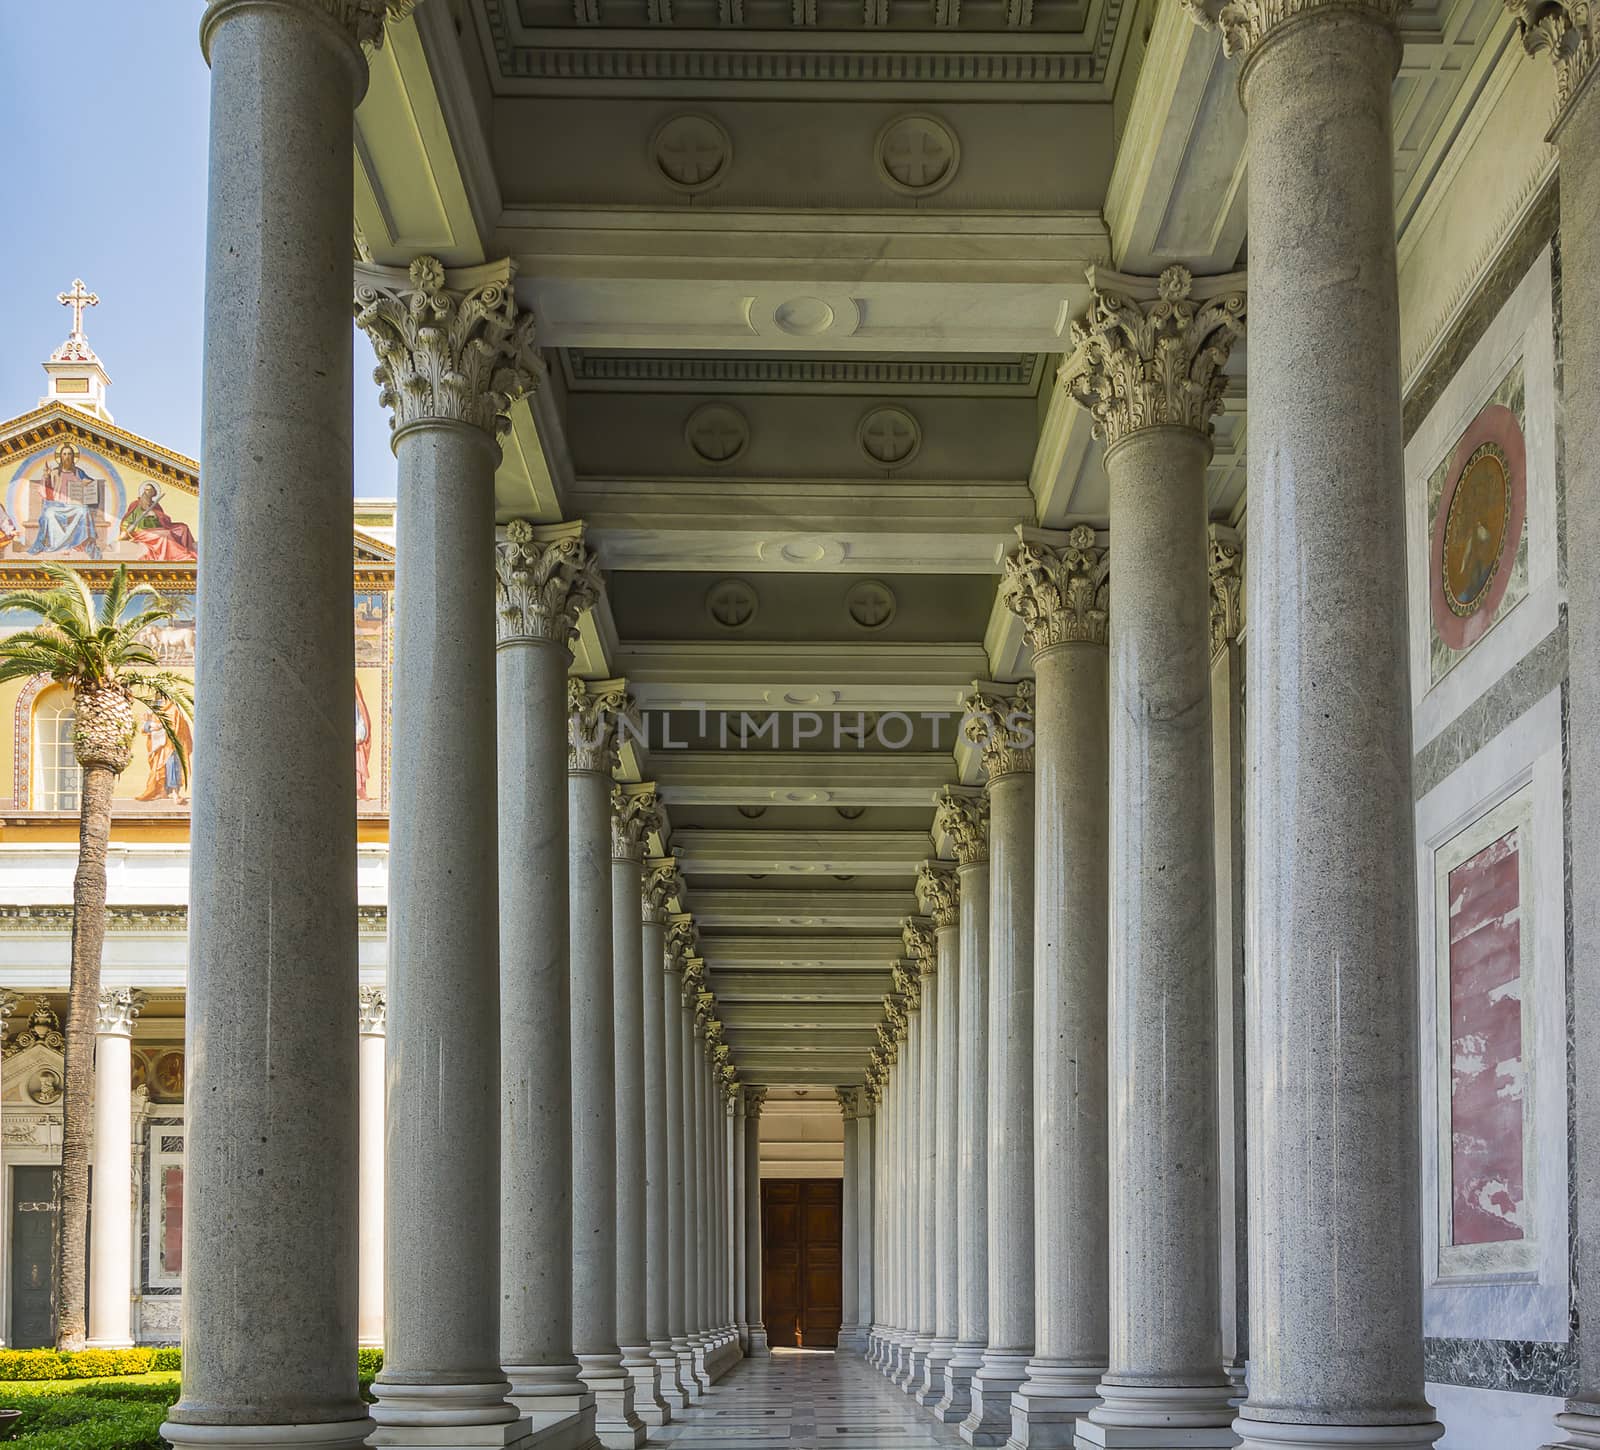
xmin=761 ymin=1178 xmax=842 ymax=1348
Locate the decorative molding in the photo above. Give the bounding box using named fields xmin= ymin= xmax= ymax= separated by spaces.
xmin=1001 ymin=523 xmax=1110 ymax=651
xmin=875 ymin=115 xmax=960 ymax=195
xmin=354 ymin=256 xmax=540 ymax=439
xmin=1503 ymin=0 xmax=1598 ymax=120
xmin=4 ymin=999 xmax=63 ymax=1058
xmin=857 ymin=406 xmax=922 ymax=467
xmin=643 ymin=857 xmax=684 ymax=924
xmin=933 ymin=785 xmax=989 ymax=865
xmin=494 ymin=518 xmax=602 ymax=648
xmin=95 ymin=988 xmax=147 ymax=1037
xmin=743 ymin=1083 xmax=768 ymax=1117
xmin=358 ymin=985 xmax=387 ymax=1035
xmin=652 ymin=113 xmax=732 ymax=193
xmin=844 ymin=579 xmax=897 ymax=630
xmin=1180 ymin=0 xmax=1403 ymax=60
xmin=1208 ymin=523 xmax=1243 ymax=658
xmin=706 ymin=578 xmax=760 ymax=630
xmin=562 ymin=350 xmax=1044 ymax=393
xmin=684 ymin=403 xmax=750 ymax=465
xmin=901 ymin=917 xmax=937 ymax=975
xmin=916 ymin=860 xmax=960 ymax=928
xmin=0 ymin=992 xmax=19 ymax=1047
xmin=611 ymin=782 xmax=663 ymax=861
xmin=1060 ymin=264 xmax=1246 ymax=449
xmin=962 ymin=679 xmax=1037 ymax=780
xmin=568 ymin=676 xmax=635 ymax=772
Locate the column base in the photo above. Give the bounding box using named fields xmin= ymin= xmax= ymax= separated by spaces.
xmin=747 ymin=1326 xmax=771 ymax=1357
xmin=1546 ymin=1405 xmax=1600 ymax=1450
xmin=503 ymin=1368 xmax=597 ymax=1450
xmin=890 ymin=1335 xmax=914 ymax=1381
xmin=161 ymin=1422 xmax=376 ymax=1450
xmin=962 ymin=1353 xmax=1031 ymax=1446
xmin=919 ymin=1343 xmax=956 ymax=1407
xmin=1231 ymin=1414 xmax=1443 ymax=1450
xmin=1075 ymin=1383 xmax=1239 ymax=1449
xmin=900 ymin=1340 xmax=932 ymax=1393
xmin=368 ymin=1381 xmax=531 ymax=1448
xmin=866 ymin=1329 xmax=884 ymax=1367
xmin=676 ymin=1342 xmax=707 ymax=1398
xmin=837 ymin=1323 xmax=867 ymax=1355
xmin=936 ymin=1344 xmax=983 ymax=1423
xmin=575 ymin=1358 xmax=644 ymax=1450
xmin=1007 ymin=1362 xmax=1102 ymax=1448
xmin=619 ymin=1347 xmax=669 ymax=1426
xmin=651 ymin=1344 xmax=690 ymax=1413
xmin=738 ymin=1321 xmax=750 ymax=1354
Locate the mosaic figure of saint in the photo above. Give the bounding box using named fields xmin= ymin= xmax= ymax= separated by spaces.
xmin=27 ymin=443 xmax=102 ymax=559
xmin=119 ymin=481 xmax=197 ymax=562
xmin=135 ymin=710 xmax=193 ymax=805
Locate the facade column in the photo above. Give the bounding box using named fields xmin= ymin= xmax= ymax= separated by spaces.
xmin=857 ymin=1087 xmax=876 ymax=1356
xmin=908 ymin=918 xmax=940 ymax=1401
xmin=961 ymin=688 xmax=1037 ymax=1448
xmin=355 ymin=256 xmax=538 ymax=1449
xmin=918 ymin=862 xmax=961 ymax=1399
xmin=569 ymin=680 xmax=646 ymax=1450
xmin=167 ymin=4 xmax=376 ymax=1443
xmin=612 ymin=786 xmax=668 ymax=1426
xmin=866 ymin=1040 xmax=893 ymax=1370
xmin=892 ymin=960 xmax=922 ymax=1390
xmin=744 ymin=1086 xmax=769 ymax=1355
xmin=644 ymin=863 xmax=690 ymax=1412
xmin=679 ymin=958 xmax=709 ymax=1394
xmin=494 ymin=519 xmax=601 ymax=1436
xmin=1001 ymin=527 xmax=1112 ymax=1446
xmin=669 ymin=933 xmax=705 ymax=1397
xmin=87 ymin=988 xmax=144 ymax=1348
xmin=935 ymin=790 xmax=990 ymax=1426
xmin=1496 ymin=13 xmax=1600 ymax=1447
xmin=357 ymin=988 xmax=386 ymax=1351
xmin=733 ymin=1088 xmax=748 ymax=1352
xmin=877 ymin=1038 xmax=901 ymax=1375
xmin=690 ymin=997 xmax=713 ymax=1381
xmin=0 ymin=993 xmax=14 ymax=1347
xmin=837 ymin=1089 xmax=863 ymax=1351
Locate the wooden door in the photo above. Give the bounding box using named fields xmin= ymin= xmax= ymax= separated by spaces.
xmin=761 ymin=1178 xmax=842 ymax=1348
xmin=10 ymin=1166 xmax=57 ymax=1349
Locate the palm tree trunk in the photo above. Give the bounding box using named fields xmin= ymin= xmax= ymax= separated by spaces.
xmin=57 ymin=761 xmax=116 ymax=1351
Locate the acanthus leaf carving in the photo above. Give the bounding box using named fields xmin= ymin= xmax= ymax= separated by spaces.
xmin=1501 ymin=0 xmax=1600 ymax=121
xmin=95 ymin=987 xmax=147 ymax=1037
xmin=900 ymin=917 xmax=937 ymax=979
xmin=494 ymin=519 xmax=603 ymax=649
xmin=358 ymin=985 xmax=387 ymax=1035
xmin=611 ymin=783 xmax=663 ymax=862
xmin=915 ymin=860 xmax=960 ymax=929
xmin=962 ymin=679 xmax=1036 ymax=781
xmin=644 ymin=857 xmax=685 ymax=924
xmin=1181 ymin=0 xmax=1404 ymax=61
xmin=1001 ymin=524 xmax=1109 ymax=650
xmin=568 ymin=677 xmax=636 ymax=773
xmin=1209 ymin=524 xmax=1244 ymax=659
xmin=933 ymin=785 xmax=990 ymax=865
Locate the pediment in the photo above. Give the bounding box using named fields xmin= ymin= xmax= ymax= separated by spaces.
xmin=2 ymin=1042 xmax=65 ymax=1109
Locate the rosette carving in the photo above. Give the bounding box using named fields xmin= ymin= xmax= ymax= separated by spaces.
xmin=963 ymin=680 xmax=1036 ymax=781
xmin=933 ymin=787 xmax=989 ymax=865
xmin=494 ymin=519 xmax=602 ymax=648
xmin=1209 ymin=525 xmax=1244 ymax=658
xmin=568 ymin=677 xmax=636 ymax=773
xmin=1059 ymin=264 xmax=1245 ymax=450
xmin=644 ymin=858 xmax=685 ymax=924
xmin=916 ymin=861 xmax=960 ymax=929
xmin=611 ymin=783 xmax=662 ymax=862
xmin=1001 ymin=524 xmax=1109 ymax=650
xmin=355 ymin=256 xmax=542 ymax=438
xmin=1182 ymin=0 xmax=1405 ymax=60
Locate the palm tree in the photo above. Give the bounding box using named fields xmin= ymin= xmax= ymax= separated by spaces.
xmin=0 ymin=562 xmax=192 ymax=1351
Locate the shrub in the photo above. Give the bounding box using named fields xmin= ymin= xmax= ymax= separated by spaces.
xmin=149 ymin=1348 xmax=181 ymax=1373
xmin=357 ymin=1347 xmax=383 ymax=1379
xmin=0 ymin=1349 xmax=158 ymax=1383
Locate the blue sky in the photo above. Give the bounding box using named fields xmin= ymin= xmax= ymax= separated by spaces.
xmin=0 ymin=2 xmax=398 ymax=497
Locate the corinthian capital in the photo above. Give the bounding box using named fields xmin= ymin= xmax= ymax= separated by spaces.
xmin=933 ymin=786 xmax=989 ymax=866
xmin=1209 ymin=524 xmax=1244 ymax=659
xmin=667 ymin=914 xmax=699 ymax=969
xmin=901 ymin=918 xmax=937 ymax=978
xmin=876 ymin=1021 xmax=900 ymax=1062
xmin=744 ymin=1084 xmax=768 ymax=1118
xmin=836 ymin=1085 xmax=864 ymax=1119
xmin=95 ymin=987 xmax=147 ymax=1037
xmin=644 ymin=857 xmax=684 ymax=924
xmin=1182 ymin=0 xmax=1403 ymax=60
xmin=963 ymin=680 xmax=1036 ymax=781
xmin=568 ymin=677 xmax=635 ymax=773
xmin=916 ymin=860 xmax=960 ymax=929
xmin=494 ymin=519 xmax=602 ymax=649
xmin=203 ymin=0 xmax=417 ymax=57
xmin=358 ymin=985 xmax=387 ymax=1035
xmin=1502 ymin=0 xmax=1599 ymax=121
xmin=1001 ymin=524 xmax=1109 ymax=651
xmin=1060 ymin=264 xmax=1245 ymax=450
xmin=354 ymin=255 xmax=541 ymax=439
xmin=611 ymin=783 xmax=663 ymax=862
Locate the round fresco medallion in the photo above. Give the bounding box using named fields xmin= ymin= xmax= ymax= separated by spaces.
xmin=1429 ymin=402 xmax=1526 ymax=654
xmin=151 ymin=1049 xmax=186 ymax=1103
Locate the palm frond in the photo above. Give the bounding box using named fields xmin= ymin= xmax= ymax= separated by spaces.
xmin=125 ymin=676 xmax=194 ymax=786
xmin=96 ymin=566 xmax=129 ymax=632
xmin=0 ymin=589 xmax=77 ymax=624
xmin=31 ymin=563 xmax=95 ymax=632
xmin=0 ymin=654 xmax=68 ymax=687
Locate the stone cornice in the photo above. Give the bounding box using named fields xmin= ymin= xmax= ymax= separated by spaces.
xmin=568 ymin=677 xmax=635 ymax=773
xmin=1000 ymin=523 xmax=1110 ymax=651
xmin=1059 ymin=264 xmax=1246 ymax=450
xmin=916 ymin=861 xmax=961 ymax=929
xmin=611 ymin=782 xmax=662 ymax=862
xmin=1181 ymin=0 xmax=1403 ymax=60
xmin=354 ymin=256 xmax=541 ymax=439
xmin=933 ymin=786 xmax=990 ymax=865
xmin=1502 ymin=0 xmax=1600 ymax=128
xmin=1209 ymin=524 xmax=1244 ymax=659
xmin=494 ymin=518 xmax=603 ymax=649
xmin=95 ymin=987 xmax=146 ymax=1037
xmin=359 ymin=985 xmax=387 ymax=1035
xmin=963 ymin=679 xmax=1037 ymax=780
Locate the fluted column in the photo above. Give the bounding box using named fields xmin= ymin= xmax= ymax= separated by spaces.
xmin=87 ymin=989 xmax=144 ymax=1348
xmin=645 ymin=864 xmax=690 ymax=1411
xmin=1001 ymin=528 xmax=1112 ymax=1446
xmin=355 ymin=256 xmax=539 ymax=1449
xmin=744 ymin=1086 xmax=769 ymax=1355
xmin=357 ymin=988 xmax=386 ymax=1351
xmin=962 ymin=690 xmax=1037 ymax=1447
xmin=167 ymin=4 xmax=375 ymax=1443
xmin=612 ymin=786 xmax=668 ymax=1426
xmin=893 ymin=966 xmax=923 ymax=1389
xmin=937 ymin=792 xmax=990 ymax=1425
xmin=838 ymin=1089 xmax=864 ymax=1351
xmin=918 ymin=862 xmax=961 ymax=1397
xmin=495 ymin=519 xmax=601 ymax=1436
xmin=1494 ymin=12 xmax=1600 ymax=1448
xmin=570 ymin=681 xmax=645 ymax=1450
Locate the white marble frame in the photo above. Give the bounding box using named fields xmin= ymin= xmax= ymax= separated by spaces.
xmin=142 ymin=1110 xmax=185 ymax=1296
xmin=1405 ymin=245 xmax=1559 ymax=750
xmin=1414 ymin=686 xmax=1569 ymax=1343
xmin=1431 ymin=784 xmax=1538 ymax=1280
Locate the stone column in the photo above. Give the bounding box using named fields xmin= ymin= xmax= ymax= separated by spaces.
xmin=355 ymin=256 xmax=539 ymax=1449
xmin=678 ymin=959 xmax=709 ymax=1394
xmin=935 ymin=788 xmax=990 ymax=1425
xmin=689 ymin=1000 xmax=713 ymax=1382
xmin=612 ymin=786 xmax=668 ymax=1426
xmin=857 ymin=1090 xmax=877 ymax=1352
xmin=744 ymin=1087 xmax=769 ymax=1354
xmin=357 ymin=988 xmax=386 ymax=1351
xmin=837 ymin=1089 xmax=863 ymax=1351
xmin=733 ymin=1087 xmax=749 ymax=1351
xmin=892 ymin=964 xmax=923 ymax=1390
xmin=918 ymin=863 xmax=961 ymax=1398
xmin=166 ymin=5 xmax=375 ymax=1444
xmin=877 ymin=1041 xmax=901 ymax=1375
xmin=1001 ymin=528 xmax=1112 ymax=1446
xmin=645 ymin=863 xmax=689 ymax=1411
xmin=570 ymin=680 xmax=646 ymax=1450
xmin=87 ymin=988 xmax=144 ymax=1348
xmin=1496 ymin=14 xmax=1600 ymax=1448
xmin=908 ymin=919 xmax=940 ymax=1401
xmin=961 ymin=690 xmax=1036 ymax=1447
xmin=495 ymin=519 xmax=601 ymax=1436
xmin=866 ymin=1046 xmax=892 ymax=1370
xmin=0 ymin=993 xmax=14 ymax=1347
xmin=1054 ymin=267 xmax=1240 ymax=1450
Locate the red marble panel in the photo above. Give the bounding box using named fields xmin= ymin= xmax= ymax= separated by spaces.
xmin=1448 ymin=827 xmax=1526 ymax=1245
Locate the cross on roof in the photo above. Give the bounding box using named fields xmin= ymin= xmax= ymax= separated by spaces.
xmin=57 ymin=279 xmax=99 ymax=336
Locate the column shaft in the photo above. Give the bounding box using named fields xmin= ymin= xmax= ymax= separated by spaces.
xmin=929 ymin=910 xmax=961 ymax=1396
xmin=896 ymin=1006 xmax=922 ymax=1389
xmin=643 ymin=906 xmax=683 ymax=1410
xmin=840 ymin=1104 xmax=861 ymax=1348
xmin=914 ymin=972 xmax=940 ymax=1404
xmin=357 ymin=995 xmax=385 ymax=1350
xmin=87 ymin=999 xmax=138 ymax=1349
xmin=858 ymin=1107 xmax=876 ymax=1343
xmin=744 ymin=1095 xmax=768 ymax=1354
xmin=663 ymin=959 xmax=692 ymax=1402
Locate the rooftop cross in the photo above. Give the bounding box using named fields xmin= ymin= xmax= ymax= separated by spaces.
xmin=57 ymin=278 xmax=99 ymax=337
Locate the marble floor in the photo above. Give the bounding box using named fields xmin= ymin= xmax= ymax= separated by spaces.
xmin=653 ymin=1349 xmax=969 ymax=1449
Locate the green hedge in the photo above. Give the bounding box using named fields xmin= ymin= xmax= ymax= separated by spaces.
xmin=0 ymin=1376 xmax=180 ymax=1449
xmin=0 ymin=1345 xmax=366 ymax=1383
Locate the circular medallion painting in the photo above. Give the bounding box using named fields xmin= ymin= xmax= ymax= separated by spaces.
xmin=1429 ymin=402 xmax=1526 ymax=654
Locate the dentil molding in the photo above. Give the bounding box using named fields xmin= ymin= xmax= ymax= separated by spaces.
xmin=1001 ymin=523 xmax=1110 ymax=650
